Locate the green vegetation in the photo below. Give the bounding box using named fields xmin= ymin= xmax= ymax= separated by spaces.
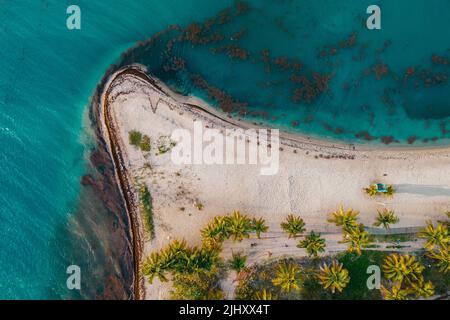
xmin=140 ymin=135 xmax=151 ymax=152
xmin=418 ymin=221 xmax=448 ymax=251
xmin=364 ymin=184 xmax=395 ymax=198
xmin=253 ymin=288 xmax=277 ymax=300
xmin=340 ymin=225 xmax=372 ymax=256
xmin=328 ymin=206 xmax=372 ymax=256
xmin=381 ymin=253 xmax=435 ymax=299
xmin=156 ymin=135 xmax=177 ymax=155
xmin=201 ymin=216 xmax=231 ymax=249
xmin=271 ymin=262 xmax=302 ymax=293
xmin=252 ymin=217 xmax=268 ymax=239
xmin=129 ymin=130 xmax=151 ymax=152
xmin=139 ymin=185 xmax=155 ymax=239
xmin=236 ymin=253 xmax=381 ymax=300
xmin=280 ymin=214 xmax=305 ymax=238
xmin=317 ymin=260 xmax=350 ymax=294
xmin=382 ymin=253 xmax=424 ymax=283
xmin=142 ymin=239 xmax=221 ymax=284
xmin=364 ymin=184 xmax=378 ymax=197
xmin=142 ymin=252 xmax=168 ymax=284
xmin=297 ymin=231 xmax=326 ymax=258
xmin=227 ymin=211 xmax=253 ymax=241
xmin=427 ymin=248 xmax=449 ymax=273
xmin=386 ymin=185 xmax=396 ymax=197
xmin=373 ymin=209 xmax=399 ymax=230
xmin=372 ymin=233 xmax=416 ymax=243
xmin=129 ymin=130 xmax=142 ymax=147
xmin=419 ymin=220 xmax=449 ymax=275
xmin=141 ymin=203 xmax=449 ymax=300
xmin=380 ymin=282 xmax=409 ymax=300
xmin=201 ymin=211 xmax=269 ymax=249
xmin=336 ymin=250 xmax=385 ymax=299
xmin=143 ymin=212 xmax=269 ymax=299
xmin=327 ymin=206 xmax=359 ymax=230
xmin=229 ymin=252 xmax=247 ymax=273
xmin=236 ymin=250 xmax=449 ymax=300
xmin=193 ymin=200 xmax=204 ymax=211
xmin=171 ymin=271 xmax=224 ymax=300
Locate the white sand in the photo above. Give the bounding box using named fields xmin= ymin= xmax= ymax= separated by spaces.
xmin=104 ymin=66 xmax=450 ymax=299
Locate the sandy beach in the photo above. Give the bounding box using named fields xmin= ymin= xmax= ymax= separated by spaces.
xmin=99 ymin=65 xmax=450 ymax=299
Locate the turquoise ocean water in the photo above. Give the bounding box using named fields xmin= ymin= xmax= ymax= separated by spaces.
xmin=0 ymin=0 xmax=231 ymax=299
xmin=0 ymin=0 xmax=449 ymax=299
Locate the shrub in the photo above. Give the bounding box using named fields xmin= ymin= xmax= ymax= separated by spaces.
xmin=139 ymin=185 xmax=155 ymax=239
xmin=171 ymin=271 xmax=224 ymax=300
xmin=129 ymin=130 xmax=142 ymax=147
xmin=140 ymin=135 xmax=151 ymax=152
xmin=156 ymin=136 xmax=177 ymax=155
xmin=230 ymin=252 xmax=247 ymax=273
xmin=280 ymin=214 xmax=305 ymax=238
xmin=142 ymin=239 xmax=222 ymax=284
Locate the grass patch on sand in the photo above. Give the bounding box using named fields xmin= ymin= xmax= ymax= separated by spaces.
xmin=129 ymin=130 xmax=152 ymax=152
xmin=372 ymin=233 xmax=417 ymax=243
xmin=129 ymin=130 xmax=142 ymax=147
xmin=138 ymin=184 xmax=155 ymax=239
xmin=140 ymin=135 xmax=151 ymax=152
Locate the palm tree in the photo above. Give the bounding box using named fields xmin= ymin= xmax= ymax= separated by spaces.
xmin=272 ymin=262 xmax=302 ymax=292
xmin=382 ymin=253 xmax=405 ymax=283
xmin=142 ymin=252 xmax=168 ymax=284
xmin=317 ymin=260 xmax=350 ymax=294
xmin=252 ymin=217 xmax=268 ymax=239
xmin=280 ymin=214 xmax=306 ymax=238
xmin=297 ymin=231 xmax=326 ymax=258
xmin=373 ymin=209 xmax=399 ymax=230
xmin=228 ymin=211 xmax=253 ymax=241
xmin=418 ymin=221 xmax=449 ymax=251
xmin=410 ymin=280 xmax=435 ymax=299
xmin=202 ymin=216 xmax=231 ymax=240
xmin=201 ymin=215 xmax=232 ymax=250
xmin=340 ymin=226 xmax=371 ymax=256
xmin=364 ymin=184 xmax=378 ymax=197
xmin=201 ymin=223 xmax=220 ymax=241
xmin=161 ymin=239 xmax=189 ymax=271
xmin=427 ymin=247 xmax=450 ymax=273
xmin=386 ymin=185 xmax=396 ymax=197
xmin=328 ymin=206 xmax=359 ymax=230
xmin=189 ymin=247 xmax=220 ymax=273
xmin=229 ymin=252 xmax=247 ymax=273
xmin=402 ymin=255 xmax=425 ymax=284
xmin=380 ymin=282 xmax=410 ymax=300
xmin=382 ymin=253 xmax=424 ymax=284
xmin=253 ymin=288 xmax=277 ymax=300
xmin=201 ymin=234 xmax=223 ymax=251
